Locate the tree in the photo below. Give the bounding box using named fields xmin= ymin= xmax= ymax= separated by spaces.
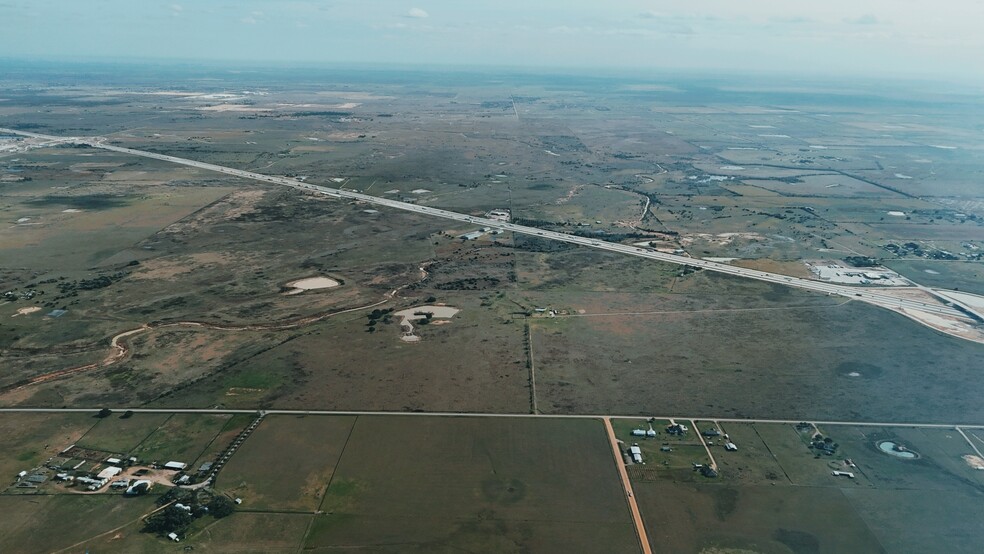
xmin=208 ymin=496 xmax=235 ymax=518
xmin=143 ymin=507 xmax=193 ymax=535
xmin=97 ymin=408 xmax=113 ymax=418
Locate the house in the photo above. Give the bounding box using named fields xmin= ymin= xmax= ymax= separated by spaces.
xmin=666 ymin=423 xmax=688 ymax=436
xmin=629 ymin=444 xmax=644 ymax=464
xmin=16 ymin=470 xmax=27 ymax=480
xmin=702 ymin=428 xmax=721 ymax=437
xmin=106 ymin=457 xmax=122 ymax=466
xmin=700 ymin=466 xmax=719 ymax=478
xmin=725 ymin=442 xmax=738 ymax=452
xmin=631 ymin=429 xmax=647 ymax=437
xmin=167 ymin=532 xmax=180 ymax=542
xmin=198 ymin=462 xmax=213 ymax=473
xmin=163 ymin=461 xmax=187 ymax=471
xmin=110 ymin=479 xmax=130 ymax=489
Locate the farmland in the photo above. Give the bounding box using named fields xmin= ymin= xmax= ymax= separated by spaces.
xmin=613 ymin=419 xmax=984 ymax=553
xmin=1 ymin=63 xmax=983 ymax=551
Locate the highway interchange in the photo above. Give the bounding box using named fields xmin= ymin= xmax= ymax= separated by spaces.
xmin=2 ymin=127 xmax=980 ymax=323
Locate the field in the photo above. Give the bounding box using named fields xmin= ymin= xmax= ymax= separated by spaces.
xmin=216 ymin=415 xmax=356 ymax=511
xmin=304 ymin=416 xmax=637 ymax=553
xmin=2 ymin=65 xmax=984 ymax=551
xmin=616 ymin=420 xmax=984 ymax=553
xmin=75 ymin=412 xmax=173 ymax=455
xmin=0 ymin=412 xmax=96 ymax=483
xmin=0 ymin=494 xmax=161 ymax=553
xmin=529 ymin=282 xmax=984 ymax=423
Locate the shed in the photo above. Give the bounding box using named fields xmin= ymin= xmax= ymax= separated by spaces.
xmin=97 ymin=466 xmax=122 ymax=480
xmin=106 ymin=457 xmax=122 ymax=465
xmin=629 ymin=445 xmax=644 ymax=464
xmin=163 ymin=461 xmax=187 ymax=471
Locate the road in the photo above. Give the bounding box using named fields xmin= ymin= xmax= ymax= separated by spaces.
xmin=1 ymin=127 xmax=976 ymax=322
xmin=2 ymin=407 xmax=983 ymax=428
xmin=604 ymin=417 xmax=652 ymax=554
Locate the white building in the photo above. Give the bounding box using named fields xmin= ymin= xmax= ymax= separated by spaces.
xmin=629 ymin=445 xmax=644 ymax=464
xmin=97 ymin=466 xmax=123 ymax=480
xmin=164 ymin=461 xmax=187 ymax=471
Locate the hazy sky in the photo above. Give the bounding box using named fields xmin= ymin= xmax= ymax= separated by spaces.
xmin=2 ymin=1 xmax=982 ymax=81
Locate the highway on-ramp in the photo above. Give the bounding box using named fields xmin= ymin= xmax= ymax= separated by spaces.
xmin=2 ymin=127 xmax=977 ymax=322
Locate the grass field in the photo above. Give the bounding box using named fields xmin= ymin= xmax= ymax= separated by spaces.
xmin=216 ymin=415 xmax=356 ymax=511
xmin=75 ymin=412 xmax=173 ymax=455
xmin=0 ymin=494 xmax=161 ymax=553
xmin=530 ymin=288 xmax=984 ymax=423
xmin=305 ymin=415 xmax=637 ymax=553
xmin=635 ymin=482 xmax=885 ymax=553
xmin=130 ymin=413 xmax=233 ymax=466
xmin=0 ymin=412 xmax=96 ymax=484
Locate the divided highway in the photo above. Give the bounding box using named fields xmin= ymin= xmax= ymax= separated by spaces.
xmin=0 ymin=127 xmax=971 ymax=319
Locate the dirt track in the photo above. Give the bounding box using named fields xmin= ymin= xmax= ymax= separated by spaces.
xmin=1 ymin=293 xmax=397 ymax=395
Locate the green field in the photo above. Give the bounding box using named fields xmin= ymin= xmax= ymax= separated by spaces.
xmin=216 ymin=415 xmax=356 ymax=511
xmin=305 ymin=415 xmax=637 ymax=553
xmin=0 ymin=494 xmax=161 ymax=553
xmin=635 ymin=482 xmax=885 ymax=553
xmin=0 ymin=412 xmax=96 ymax=485
xmin=130 ymin=413 xmax=233 ymax=466
xmin=75 ymin=412 xmax=173 ymax=455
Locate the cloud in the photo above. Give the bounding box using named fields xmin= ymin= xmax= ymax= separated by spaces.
xmin=241 ymin=10 xmax=264 ymax=25
xmin=845 ymin=14 xmax=879 ymax=25
xmin=169 ymin=3 xmax=182 ymax=16
xmin=638 ymin=11 xmax=664 ymax=19
xmin=407 ymin=7 xmax=428 ymax=19
xmin=770 ymin=15 xmax=813 ymax=24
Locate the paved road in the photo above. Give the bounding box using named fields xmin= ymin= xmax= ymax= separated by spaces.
xmin=1 ymin=127 xmax=974 ymax=321
xmin=603 ymin=417 xmax=652 ymax=554
xmin=2 ymin=407 xmax=982 ymax=428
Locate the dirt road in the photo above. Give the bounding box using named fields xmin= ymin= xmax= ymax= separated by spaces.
xmin=603 ymin=417 xmax=652 ymax=554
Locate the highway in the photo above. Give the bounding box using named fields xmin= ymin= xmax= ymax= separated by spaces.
xmin=0 ymin=127 xmax=974 ymax=320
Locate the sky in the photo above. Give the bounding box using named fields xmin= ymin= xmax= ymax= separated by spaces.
xmin=2 ymin=0 xmax=983 ymax=82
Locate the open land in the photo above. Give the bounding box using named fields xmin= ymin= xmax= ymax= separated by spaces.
xmin=1 ymin=65 xmax=983 ymax=550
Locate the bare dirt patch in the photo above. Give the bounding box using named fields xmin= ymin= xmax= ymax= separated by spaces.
xmin=284 ymin=277 xmax=340 ymax=295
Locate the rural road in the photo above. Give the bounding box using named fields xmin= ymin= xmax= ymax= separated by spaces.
xmin=604 ymin=417 xmax=652 ymax=554
xmin=2 ymin=407 xmax=983 ymax=429
xmin=3 ymin=127 xmax=981 ymax=326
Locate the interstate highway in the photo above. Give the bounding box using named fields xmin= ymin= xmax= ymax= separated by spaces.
xmin=0 ymin=127 xmax=971 ymax=319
